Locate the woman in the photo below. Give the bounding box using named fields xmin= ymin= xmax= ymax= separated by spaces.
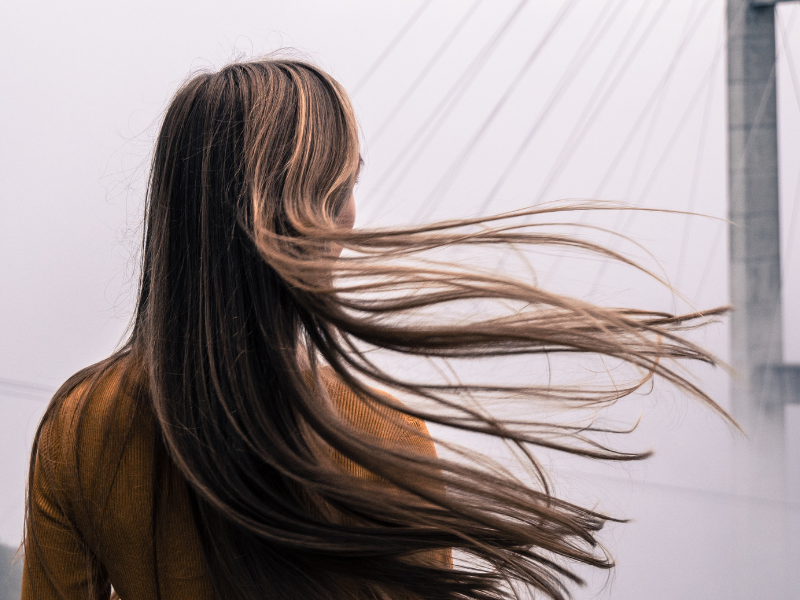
xmin=22 ymin=58 xmax=728 ymax=600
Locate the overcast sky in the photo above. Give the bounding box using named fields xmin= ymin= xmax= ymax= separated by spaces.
xmin=1 ymin=1 xmax=799 ymax=598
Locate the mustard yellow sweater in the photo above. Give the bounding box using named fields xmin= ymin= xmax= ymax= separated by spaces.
xmin=22 ymin=363 xmax=440 ymax=599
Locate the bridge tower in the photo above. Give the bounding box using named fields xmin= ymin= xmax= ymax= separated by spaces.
xmin=727 ymin=2 xmax=799 ymax=597
xmin=727 ymin=0 xmax=799 ymax=436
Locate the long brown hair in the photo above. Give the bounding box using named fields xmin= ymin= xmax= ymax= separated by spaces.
xmin=26 ymin=58 xmax=729 ymax=600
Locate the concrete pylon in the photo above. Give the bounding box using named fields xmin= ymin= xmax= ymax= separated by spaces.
xmin=727 ymin=2 xmax=799 ymax=597
xmin=727 ymin=0 xmax=784 ymax=430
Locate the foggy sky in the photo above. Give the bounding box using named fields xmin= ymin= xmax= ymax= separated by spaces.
xmin=1 ymin=1 xmax=798 ymax=598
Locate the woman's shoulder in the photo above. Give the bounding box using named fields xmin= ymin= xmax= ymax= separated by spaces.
xmin=37 ymin=355 xmax=154 ymax=508
xmin=319 ymin=367 xmax=436 ymax=458
xmin=45 ymin=355 xmax=143 ymax=440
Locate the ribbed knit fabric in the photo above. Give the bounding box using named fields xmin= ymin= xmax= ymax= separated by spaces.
xmin=22 ymin=363 xmax=439 ymax=600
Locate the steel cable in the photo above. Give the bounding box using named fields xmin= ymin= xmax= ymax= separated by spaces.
xmin=412 ymin=0 xmax=584 ymax=223
xmin=368 ymin=0 xmax=486 ymax=146
xmin=352 ymin=0 xmax=434 ymax=96
xmin=363 ymin=0 xmax=531 ymax=213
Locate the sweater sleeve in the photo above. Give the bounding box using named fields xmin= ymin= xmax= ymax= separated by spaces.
xmin=22 ymin=418 xmax=110 ymax=600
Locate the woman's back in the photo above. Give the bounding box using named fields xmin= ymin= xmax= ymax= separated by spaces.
xmin=23 ymin=356 xmax=438 ymax=599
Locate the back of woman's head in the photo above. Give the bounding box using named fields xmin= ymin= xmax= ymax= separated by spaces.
xmin=29 ymin=57 xmax=730 ymax=600
xmin=140 ymin=59 xmax=359 ymax=349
